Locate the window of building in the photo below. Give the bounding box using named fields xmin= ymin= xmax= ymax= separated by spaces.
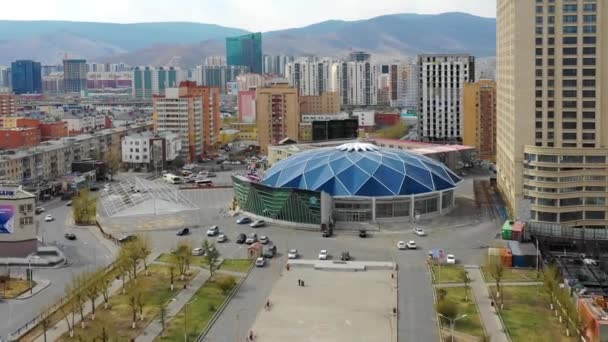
xmin=563 ymin=4 xmax=577 ymax=12
xmin=584 ymin=15 xmax=597 ymax=23
xmin=563 ymin=69 xmax=577 ymax=76
xmin=560 ymin=211 xmax=583 ymax=222
xmin=562 ymin=133 xmax=577 ymax=140
xmin=586 ymin=211 xmax=605 ymax=220
xmin=583 ymin=112 xmax=595 ymax=119
xmin=538 ymin=212 xmax=558 ymax=222
xmin=583 ymin=47 xmax=596 ymax=54
xmin=561 ymin=198 xmax=582 ymax=206
xmin=563 ymin=47 xmax=577 ymax=55
xmin=562 ymin=112 xmax=576 ymax=119
xmin=563 ymin=37 xmax=577 ymax=44
xmin=562 ymin=122 xmax=577 ymax=130
xmin=562 ymin=90 xmax=577 ymax=97
xmin=584 ymin=4 xmax=597 ymax=12
xmin=563 ymin=79 xmax=577 ymax=87
xmin=563 ymin=15 xmax=578 ymax=23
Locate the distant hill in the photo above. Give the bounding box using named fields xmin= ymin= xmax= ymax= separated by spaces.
xmin=0 ymin=13 xmax=496 ymax=66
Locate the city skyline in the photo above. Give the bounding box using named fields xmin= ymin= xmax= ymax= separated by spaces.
xmin=0 ymin=0 xmax=496 ymax=32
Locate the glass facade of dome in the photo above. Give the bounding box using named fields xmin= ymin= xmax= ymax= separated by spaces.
xmin=262 ymin=145 xmax=461 ymax=197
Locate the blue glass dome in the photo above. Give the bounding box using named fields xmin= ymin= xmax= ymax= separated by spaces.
xmin=262 ymin=142 xmax=461 ymax=197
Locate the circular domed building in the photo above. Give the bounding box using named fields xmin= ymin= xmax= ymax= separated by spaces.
xmin=232 ymin=142 xmax=461 ymax=228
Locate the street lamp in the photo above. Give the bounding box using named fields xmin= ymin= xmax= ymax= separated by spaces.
xmin=28 ymin=257 xmax=33 ymax=294
xmin=184 ymin=298 xmax=198 ymax=342
xmin=438 ymin=313 xmax=467 ymax=342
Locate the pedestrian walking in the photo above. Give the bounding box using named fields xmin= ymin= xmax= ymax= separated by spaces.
xmin=301 ymin=279 xmax=305 ymax=287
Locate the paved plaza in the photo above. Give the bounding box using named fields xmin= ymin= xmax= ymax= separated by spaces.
xmin=249 ymin=266 xmax=397 ymax=342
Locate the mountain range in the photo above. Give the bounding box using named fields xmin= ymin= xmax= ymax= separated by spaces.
xmin=0 ymin=12 xmax=496 ymax=67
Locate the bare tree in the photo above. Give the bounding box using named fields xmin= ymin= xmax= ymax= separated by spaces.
xmin=169 ymin=263 xmax=176 ymax=291
xmin=39 ymin=305 xmax=52 ymax=342
xmin=86 ymin=270 xmax=101 ymax=320
xmin=120 ymin=240 xmax=141 ymax=280
xmin=459 ymin=268 xmax=471 ymax=302
xmin=138 ymin=235 xmax=152 ymax=276
xmin=99 ymin=276 xmax=111 ymax=310
xmin=128 ymin=285 xmax=139 ymax=329
xmin=485 ymin=256 xmax=505 ymax=307
xmin=136 ymin=287 xmax=145 ymax=321
xmin=71 ymin=273 xmax=87 ymax=329
xmin=202 ymin=239 xmax=221 ymax=278
xmin=174 ymin=241 xmax=192 ymax=280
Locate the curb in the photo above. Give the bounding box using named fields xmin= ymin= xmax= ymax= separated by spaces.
xmin=195 ymin=261 xmax=255 ymax=341
xmin=428 ymin=262 xmax=444 ymax=342
xmin=14 ymin=279 xmax=51 ymax=300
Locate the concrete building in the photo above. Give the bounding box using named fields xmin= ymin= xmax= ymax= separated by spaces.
xmin=0 ymin=185 xmax=37 ymax=257
xmin=237 ymin=89 xmax=256 ymax=123
xmin=463 ymin=80 xmax=497 ymax=161
xmin=153 ymin=81 xmax=220 ymax=162
xmin=236 ymin=73 xmax=264 ymax=91
xmin=11 ymin=60 xmax=42 ymax=95
xmin=63 ymin=113 xmax=107 ymax=135
xmin=334 ymin=61 xmax=378 ymax=106
xmin=263 ymin=55 xmax=293 ymax=75
xmin=229 ymin=122 xmax=258 ymax=141
xmin=299 ymin=92 xmax=341 ymax=115
xmin=349 ymin=51 xmax=371 ymax=62
xmin=121 ymin=131 xmax=181 ymax=169
xmin=40 ymin=121 xmax=68 ymax=141
xmin=194 ymin=65 xmax=249 ymax=94
xmin=63 ymin=59 xmax=87 ymax=93
xmin=256 ymin=83 xmax=300 ymax=153
xmin=418 ymin=54 xmax=475 ymax=143
xmin=132 ymin=66 xmax=184 ymax=99
xmin=42 ymin=72 xmax=64 ymax=94
xmin=497 ymin=0 xmax=608 ymax=227
xmin=204 ymin=56 xmax=226 ymax=66
xmin=285 ymin=60 xmax=334 ymax=96
xmin=0 ymin=94 xmax=16 ymax=116
xmin=403 ymin=62 xmax=419 ymax=110
xmin=353 ymin=110 xmax=375 ymax=129
xmin=301 ymin=112 xmax=349 ymax=123
xmin=0 ymin=127 xmax=40 ymax=149
xmin=87 ymin=72 xmax=132 ymax=89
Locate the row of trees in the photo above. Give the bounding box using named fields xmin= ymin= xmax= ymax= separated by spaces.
xmin=542 ymin=264 xmax=587 ymax=338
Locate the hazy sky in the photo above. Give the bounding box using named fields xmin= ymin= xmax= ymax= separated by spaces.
xmin=1 ymin=0 xmax=496 ymax=31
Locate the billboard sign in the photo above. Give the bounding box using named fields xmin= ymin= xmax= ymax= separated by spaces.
xmin=0 ymin=204 xmax=16 ymax=234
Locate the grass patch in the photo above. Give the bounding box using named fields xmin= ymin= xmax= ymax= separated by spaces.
xmin=0 ymin=278 xmax=35 ymax=299
xmin=482 ymin=267 xmax=540 ymax=282
xmin=430 ymin=264 xmax=465 ymax=284
xmin=57 ymin=264 xmax=197 ymax=341
xmin=491 ymin=286 xmax=576 ymax=342
xmin=220 ymin=259 xmax=253 ymax=273
xmin=436 ymin=287 xmax=484 ymax=338
xmin=157 ymin=274 xmax=240 ymax=341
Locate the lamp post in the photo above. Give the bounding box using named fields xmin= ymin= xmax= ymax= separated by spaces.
xmin=184 ymin=298 xmax=198 ymax=342
xmin=438 ymin=314 xmax=467 ymax=342
xmin=28 ymin=258 xmax=33 ymax=294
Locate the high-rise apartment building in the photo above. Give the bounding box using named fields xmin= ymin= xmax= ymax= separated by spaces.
xmin=418 ymin=54 xmax=475 ymax=143
xmin=497 ymin=0 xmax=608 ymax=227
xmin=285 ymin=60 xmax=334 ymax=96
xmin=0 ymin=94 xmax=16 ymax=116
xmin=132 ymin=66 xmax=184 ymax=99
xmin=204 ymin=56 xmax=226 ymax=66
xmin=333 ymin=61 xmax=378 ymax=106
xmin=153 ymin=81 xmax=220 ymax=162
xmin=226 ymin=33 xmax=263 ymax=74
xmin=403 ymin=63 xmax=419 ymax=111
xmin=63 ymin=59 xmax=87 ymax=93
xmin=349 ymin=51 xmax=372 ymax=62
xmin=300 ymin=92 xmax=341 ymax=114
xmin=236 ymin=73 xmax=264 ymax=91
xmin=256 ymin=83 xmax=300 ymax=153
xmin=463 ymin=80 xmax=497 ymax=161
xmin=193 ymin=65 xmax=249 ymax=94
xmin=11 ymin=60 xmax=42 ymax=94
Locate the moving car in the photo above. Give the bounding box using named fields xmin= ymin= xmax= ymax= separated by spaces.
xmin=288 ymin=249 xmax=298 ymax=259
xmin=176 ymin=228 xmax=190 ymax=236
xmin=413 ymin=228 xmax=426 ymax=236
xmin=340 ymin=251 xmax=351 ymax=261
xmin=259 ymin=236 xmax=269 ymax=244
xmin=64 ymin=232 xmax=76 ymax=240
xmin=35 ymin=207 xmax=45 ymax=214
xmin=406 ymin=241 xmax=417 ymax=249
xmin=236 ymin=217 xmax=252 ymax=224
xmin=255 ymin=257 xmax=265 ymax=267
xmin=358 ymin=230 xmax=367 ymax=238
xmin=118 ymin=235 xmax=137 ymax=244
xmin=192 ymin=248 xmax=204 ymax=256
xmin=263 ymin=244 xmax=277 ymax=258
xmin=318 ymin=250 xmax=329 ymax=260
xmin=66 ymin=200 xmax=73 ymax=206
xmin=246 ymin=233 xmax=258 ymax=244
xmin=397 ymin=241 xmax=407 ymax=250
xmin=446 ymin=254 xmax=456 ymax=264
xmin=206 ymin=226 xmax=219 ymax=236
xmin=44 ymin=214 xmax=54 ymax=222
xmin=236 ymin=233 xmax=247 ymax=244
xmin=217 ymin=234 xmax=227 ymax=243
xmin=250 ymin=220 xmax=266 ymax=228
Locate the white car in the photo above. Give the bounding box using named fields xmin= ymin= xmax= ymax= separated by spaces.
xmin=250 ymin=220 xmax=266 ymax=228
xmin=44 ymin=214 xmax=54 ymax=222
xmin=255 ymin=257 xmax=265 ymax=267
xmin=413 ymin=228 xmax=426 ymax=236
xmin=446 ymin=254 xmax=456 ymax=264
xmin=216 ymin=234 xmax=227 ymax=243
xmin=259 ymin=236 xmax=269 ymax=244
xmin=397 ymin=241 xmax=407 ymax=250
xmin=245 ymin=234 xmax=258 ymax=244
xmin=288 ymin=249 xmax=298 ymax=259
xmin=318 ymin=250 xmax=329 ymax=260
xmin=206 ymin=226 xmax=219 ymax=236
xmin=406 ymin=241 xmax=417 ymax=249
xmin=192 ymin=248 xmax=204 ymax=256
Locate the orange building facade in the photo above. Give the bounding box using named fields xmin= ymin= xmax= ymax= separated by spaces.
xmin=0 ymin=127 xmax=41 ymax=149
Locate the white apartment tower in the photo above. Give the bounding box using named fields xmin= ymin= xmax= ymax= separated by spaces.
xmin=285 ymin=59 xmax=334 ymax=96
xmin=333 ymin=61 xmax=377 ymax=106
xmin=417 ymin=54 xmax=475 ymax=143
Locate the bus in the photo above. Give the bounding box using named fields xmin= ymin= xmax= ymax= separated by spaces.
xmin=163 ymin=173 xmax=183 ymax=184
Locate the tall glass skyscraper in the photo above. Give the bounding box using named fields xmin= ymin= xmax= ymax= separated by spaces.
xmin=226 ymin=33 xmax=263 ymax=74
xmin=11 ymin=60 xmax=42 ymax=94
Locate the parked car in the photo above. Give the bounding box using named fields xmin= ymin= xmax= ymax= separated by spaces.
xmin=446 ymin=254 xmax=456 ymax=264
xmin=340 ymin=251 xmax=351 ymax=261
xmin=237 ymin=217 xmax=252 ymax=224
xmin=358 ymin=230 xmax=367 ymax=238
xmin=206 ymin=226 xmax=219 ymax=236
xmin=397 ymin=241 xmax=407 ymax=250
xmin=263 ymin=244 xmax=277 ymax=258
xmin=413 ymin=228 xmax=426 ymax=236
xmin=246 ymin=233 xmax=258 ymax=244
xmin=250 ymin=220 xmax=266 ymax=228
xmin=236 ymin=233 xmax=247 ymax=244
xmin=259 ymin=236 xmax=269 ymax=244
xmin=192 ymin=248 xmax=204 ymax=256
xmin=35 ymin=207 xmax=45 ymax=215
xmin=176 ymin=228 xmax=190 ymax=236
xmin=64 ymin=232 xmax=76 ymax=240
xmin=318 ymin=250 xmax=329 ymax=260
xmin=44 ymin=214 xmax=54 ymax=222
xmin=406 ymin=241 xmax=417 ymax=249
xmin=288 ymin=249 xmax=298 ymax=259
xmin=217 ymin=234 xmax=227 ymax=243
xmin=255 ymin=257 xmax=266 ymax=267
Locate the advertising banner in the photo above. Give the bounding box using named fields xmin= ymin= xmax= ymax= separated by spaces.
xmin=0 ymin=204 xmax=15 ymax=234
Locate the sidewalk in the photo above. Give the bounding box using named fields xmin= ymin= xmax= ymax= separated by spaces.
xmin=15 ymin=279 xmax=51 ymax=300
xmin=135 ymin=266 xmax=211 ymax=342
xmin=467 ymin=266 xmax=509 ymax=342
